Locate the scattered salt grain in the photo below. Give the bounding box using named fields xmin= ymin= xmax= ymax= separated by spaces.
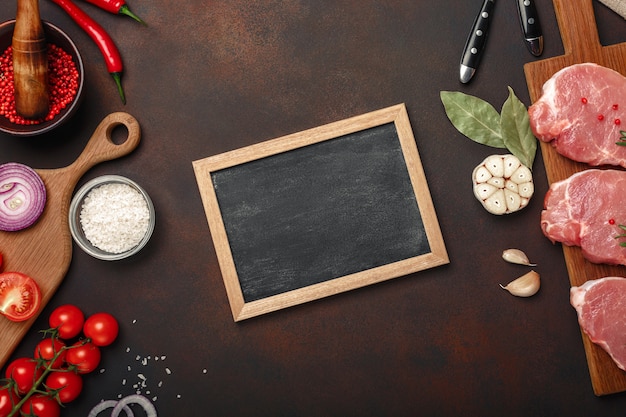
xmin=80 ymin=182 xmax=150 ymax=254
xmin=165 ymin=368 xmax=171 ymax=375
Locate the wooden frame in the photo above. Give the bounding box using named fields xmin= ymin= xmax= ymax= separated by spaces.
xmin=193 ymin=104 xmax=448 ymax=321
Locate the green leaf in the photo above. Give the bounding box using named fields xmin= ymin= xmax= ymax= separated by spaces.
xmin=500 ymin=87 xmax=537 ymax=169
xmin=440 ymin=91 xmax=505 ymax=148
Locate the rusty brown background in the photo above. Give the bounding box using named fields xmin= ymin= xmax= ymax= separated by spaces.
xmin=2 ymin=1 xmax=626 ymax=416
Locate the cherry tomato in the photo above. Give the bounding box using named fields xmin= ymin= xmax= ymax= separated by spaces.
xmin=48 ymin=304 xmax=84 ymax=340
xmin=0 ymin=387 xmax=18 ymax=417
xmin=65 ymin=341 xmax=100 ymax=374
xmin=5 ymin=357 xmax=42 ymax=395
xmin=0 ymin=271 xmax=41 ymax=322
xmin=20 ymin=394 xmax=60 ymax=417
xmin=34 ymin=338 xmax=66 ymax=369
xmin=45 ymin=371 xmax=83 ymax=403
xmin=83 ymin=312 xmax=119 ymax=346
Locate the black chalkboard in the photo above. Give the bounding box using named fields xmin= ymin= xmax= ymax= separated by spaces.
xmin=193 ymin=104 xmax=448 ymax=321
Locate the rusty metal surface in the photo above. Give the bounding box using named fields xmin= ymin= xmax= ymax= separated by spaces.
xmin=1 ymin=1 xmax=626 ymax=415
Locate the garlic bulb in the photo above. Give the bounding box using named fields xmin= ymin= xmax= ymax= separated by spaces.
xmin=472 ymin=154 xmax=534 ymax=215
xmin=500 ymin=270 xmax=540 ymax=297
xmin=502 ymin=249 xmax=536 ymax=266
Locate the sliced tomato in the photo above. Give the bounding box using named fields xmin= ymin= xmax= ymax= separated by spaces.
xmin=0 ymin=271 xmax=42 ymax=322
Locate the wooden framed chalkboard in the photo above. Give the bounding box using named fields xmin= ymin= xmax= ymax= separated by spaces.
xmin=193 ymin=104 xmax=448 ymax=321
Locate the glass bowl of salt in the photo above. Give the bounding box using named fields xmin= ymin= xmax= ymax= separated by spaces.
xmin=69 ymin=175 xmax=155 ymax=260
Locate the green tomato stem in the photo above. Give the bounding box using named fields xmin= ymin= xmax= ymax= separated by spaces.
xmin=7 ymin=339 xmax=87 ymax=417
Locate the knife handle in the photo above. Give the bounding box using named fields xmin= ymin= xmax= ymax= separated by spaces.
xmin=460 ymin=0 xmax=495 ymax=77
xmin=517 ymin=0 xmax=542 ymax=39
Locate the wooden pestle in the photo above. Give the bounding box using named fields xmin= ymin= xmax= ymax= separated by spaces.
xmin=12 ymin=0 xmax=49 ymax=119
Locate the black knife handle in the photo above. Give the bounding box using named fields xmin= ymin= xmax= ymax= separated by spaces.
xmin=517 ymin=0 xmax=541 ymax=39
xmin=461 ymin=0 xmax=495 ymax=70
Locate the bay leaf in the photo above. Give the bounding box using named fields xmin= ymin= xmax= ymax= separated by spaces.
xmin=440 ymin=91 xmax=505 ymax=148
xmin=500 ymin=87 xmax=537 ymax=169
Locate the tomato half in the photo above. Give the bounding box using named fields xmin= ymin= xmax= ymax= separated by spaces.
xmin=65 ymin=341 xmax=101 ymax=374
xmin=20 ymin=394 xmax=60 ymax=417
xmin=48 ymin=304 xmax=84 ymax=340
xmin=83 ymin=312 xmax=119 ymax=346
xmin=5 ymin=357 xmax=42 ymax=395
xmin=34 ymin=338 xmax=66 ymax=369
xmin=0 ymin=387 xmax=18 ymax=417
xmin=0 ymin=271 xmax=41 ymax=322
xmin=45 ymin=371 xmax=83 ymax=403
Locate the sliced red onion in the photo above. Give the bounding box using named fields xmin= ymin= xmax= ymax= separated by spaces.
xmin=0 ymin=162 xmax=46 ymax=231
xmin=87 ymin=400 xmax=134 ymax=417
xmin=111 ymin=395 xmax=157 ymax=417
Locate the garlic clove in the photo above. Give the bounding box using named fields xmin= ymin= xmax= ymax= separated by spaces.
xmin=484 ymin=155 xmax=505 ymax=177
xmin=518 ymin=181 xmax=534 ymax=198
xmin=503 ymin=154 xmax=521 ymax=178
xmin=500 ymin=270 xmax=540 ymax=297
xmin=502 ymin=248 xmax=536 ymax=266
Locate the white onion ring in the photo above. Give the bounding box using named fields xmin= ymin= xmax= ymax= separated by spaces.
xmin=111 ymin=395 xmax=157 ymax=417
xmin=0 ymin=162 xmax=46 ymax=231
xmin=87 ymin=399 xmax=135 ymax=417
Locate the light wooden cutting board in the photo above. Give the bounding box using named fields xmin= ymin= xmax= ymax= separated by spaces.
xmin=0 ymin=112 xmax=140 ymax=369
xmin=524 ymin=0 xmax=626 ymax=396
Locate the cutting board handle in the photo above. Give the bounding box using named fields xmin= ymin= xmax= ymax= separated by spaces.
xmin=68 ymin=111 xmax=141 ymax=178
xmin=553 ymin=0 xmax=601 ymax=60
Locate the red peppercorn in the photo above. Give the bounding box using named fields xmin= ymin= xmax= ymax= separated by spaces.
xmin=0 ymin=43 xmax=79 ymax=125
xmin=609 ymin=219 xmax=616 ymax=225
xmin=581 ymin=97 xmax=588 ymax=104
xmin=616 ymin=119 xmax=621 ymax=126
xmin=598 ymin=114 xmax=605 ymax=121
xmin=613 ymin=104 xmax=619 ymax=110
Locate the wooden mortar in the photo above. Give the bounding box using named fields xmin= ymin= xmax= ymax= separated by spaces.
xmin=12 ymin=0 xmax=49 ymax=119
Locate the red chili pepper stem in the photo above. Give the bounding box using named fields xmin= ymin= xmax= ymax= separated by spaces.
xmin=119 ymin=4 xmax=146 ymax=25
xmin=49 ymin=0 xmax=127 ymax=104
xmin=111 ymin=72 xmax=126 ymax=104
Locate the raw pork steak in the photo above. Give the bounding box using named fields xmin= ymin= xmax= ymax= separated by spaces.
xmin=529 ymin=63 xmax=626 ymax=167
xmin=541 ymin=169 xmax=626 ymax=266
xmin=571 ymin=277 xmax=626 ymax=372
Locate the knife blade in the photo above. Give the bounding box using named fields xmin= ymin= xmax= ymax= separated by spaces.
xmin=460 ymin=0 xmax=495 ymax=84
xmin=517 ymin=0 xmax=543 ymax=56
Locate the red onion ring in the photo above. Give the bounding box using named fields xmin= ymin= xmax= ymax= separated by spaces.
xmin=87 ymin=400 xmax=134 ymax=417
xmin=0 ymin=162 xmax=46 ymax=231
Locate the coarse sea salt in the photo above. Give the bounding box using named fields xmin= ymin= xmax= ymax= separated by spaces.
xmin=80 ymin=182 xmax=150 ymax=254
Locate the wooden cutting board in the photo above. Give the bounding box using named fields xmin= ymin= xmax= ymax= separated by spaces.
xmin=524 ymin=0 xmax=626 ymax=396
xmin=0 ymin=112 xmax=140 ymax=369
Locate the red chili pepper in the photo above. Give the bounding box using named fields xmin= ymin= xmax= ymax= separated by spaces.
xmin=49 ymin=0 xmax=126 ymax=104
xmin=81 ymin=0 xmax=146 ymax=25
